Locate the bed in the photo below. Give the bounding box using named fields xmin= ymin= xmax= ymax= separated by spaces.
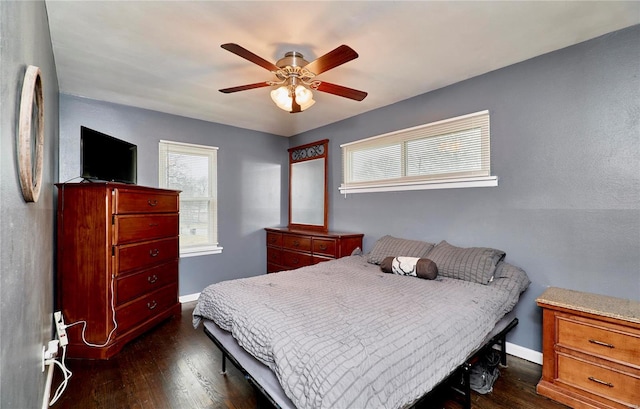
xmin=193 ymin=238 xmax=530 ymax=409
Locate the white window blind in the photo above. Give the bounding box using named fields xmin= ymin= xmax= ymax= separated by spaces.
xmin=159 ymin=140 xmax=221 ymax=257
xmin=340 ymin=110 xmax=497 ymax=194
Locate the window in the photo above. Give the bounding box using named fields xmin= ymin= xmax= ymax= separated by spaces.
xmin=340 ymin=110 xmax=497 ymax=194
xmin=159 ymin=140 xmax=221 ymax=257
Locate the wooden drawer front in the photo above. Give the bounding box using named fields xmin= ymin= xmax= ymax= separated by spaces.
xmin=557 ymin=354 xmax=640 ymax=405
xmin=282 ymin=250 xmax=312 ymax=269
xmin=114 ymin=214 xmax=178 ymax=244
xmin=267 ymin=247 xmax=282 ymax=266
xmin=267 ymin=263 xmax=286 ymax=274
xmin=116 ymin=237 xmax=178 ymax=274
xmin=116 ymin=261 xmax=178 ymax=305
xmin=282 ymin=234 xmax=311 ymax=252
xmin=114 ymin=189 xmax=179 ymax=214
xmin=312 ymin=256 xmax=333 ymax=265
xmin=115 ymin=284 xmax=178 ymax=335
xmin=267 ymin=231 xmax=282 ymax=247
xmin=313 ymin=238 xmax=337 ymax=257
xmin=557 ymin=316 xmax=640 ymax=365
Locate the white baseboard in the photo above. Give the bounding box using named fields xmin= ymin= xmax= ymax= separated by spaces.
xmin=179 ymin=291 xmax=543 ymax=365
xmin=179 ymin=292 xmax=200 ymax=303
xmin=502 ymin=342 xmax=543 ymax=365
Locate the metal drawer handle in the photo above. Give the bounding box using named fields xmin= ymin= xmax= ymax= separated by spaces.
xmin=589 ymin=339 xmax=615 ymax=348
xmin=147 ymin=300 xmax=157 ymax=310
xmin=149 ymin=249 xmax=160 ymax=257
xmin=147 ymin=199 xmax=158 ymax=207
xmin=149 ymin=223 xmax=159 ymax=227
xmin=588 ymin=377 xmax=613 ymax=388
xmin=319 ymin=244 xmax=327 ymax=250
xmin=292 ymin=257 xmax=299 ymax=264
xmin=148 ymin=274 xmax=158 ymax=284
xmin=292 ymin=240 xmax=300 ymax=247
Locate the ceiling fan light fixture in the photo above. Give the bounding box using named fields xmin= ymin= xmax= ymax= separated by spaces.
xmin=270 ymin=84 xmax=315 ymax=112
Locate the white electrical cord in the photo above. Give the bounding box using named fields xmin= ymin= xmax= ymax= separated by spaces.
xmin=43 ymin=274 xmax=118 ymax=406
xmin=63 ymin=274 xmax=118 ymax=348
xmin=42 ymin=360 xmax=55 ymax=409
xmin=47 ymin=346 xmax=72 ymax=406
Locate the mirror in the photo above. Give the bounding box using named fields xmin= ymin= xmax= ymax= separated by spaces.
xmin=289 ymin=139 xmax=328 ymax=231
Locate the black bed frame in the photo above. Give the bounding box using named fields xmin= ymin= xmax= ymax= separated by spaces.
xmin=204 ymin=317 xmax=518 ymax=409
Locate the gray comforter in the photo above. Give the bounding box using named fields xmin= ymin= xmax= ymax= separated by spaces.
xmin=193 ymin=255 xmax=529 ymax=409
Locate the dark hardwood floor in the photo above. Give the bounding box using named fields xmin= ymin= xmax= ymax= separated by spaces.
xmin=53 ymin=303 xmax=568 ymax=409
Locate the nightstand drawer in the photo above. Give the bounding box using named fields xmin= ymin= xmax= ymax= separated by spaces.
xmin=282 ymin=235 xmax=311 ymax=252
xmin=557 ymin=315 xmax=640 ymax=365
xmin=557 ymin=354 xmax=640 ymax=405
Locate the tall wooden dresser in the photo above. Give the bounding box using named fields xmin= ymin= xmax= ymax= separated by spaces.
xmin=536 ymin=287 xmax=640 ymax=409
xmin=56 ymin=182 xmax=181 ymax=359
xmin=265 ymin=227 xmax=363 ymax=273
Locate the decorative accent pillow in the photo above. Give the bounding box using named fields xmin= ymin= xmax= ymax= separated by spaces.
xmin=367 ymin=235 xmax=435 ymax=265
xmin=426 ymin=240 xmax=505 ymax=285
xmin=380 ymin=256 xmax=439 ymax=280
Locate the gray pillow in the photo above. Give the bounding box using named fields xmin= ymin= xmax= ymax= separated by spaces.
xmin=490 ymin=261 xmax=531 ymax=294
xmin=367 ymin=235 xmax=435 ymax=265
xmin=426 ymin=240 xmax=505 ymax=285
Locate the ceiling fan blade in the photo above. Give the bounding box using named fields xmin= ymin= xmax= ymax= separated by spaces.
xmin=219 ymin=82 xmax=270 ymax=93
xmin=315 ymin=81 xmax=368 ymax=101
xmin=221 ymin=43 xmax=280 ymax=72
xmin=304 ymin=45 xmax=358 ymax=75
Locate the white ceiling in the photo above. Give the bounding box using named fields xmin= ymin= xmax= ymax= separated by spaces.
xmin=45 ymin=1 xmax=640 ymax=137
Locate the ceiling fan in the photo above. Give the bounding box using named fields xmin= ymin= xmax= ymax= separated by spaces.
xmin=219 ymin=43 xmax=368 ymax=113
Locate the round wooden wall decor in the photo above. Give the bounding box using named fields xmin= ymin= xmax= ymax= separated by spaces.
xmin=18 ymin=65 xmax=44 ymax=202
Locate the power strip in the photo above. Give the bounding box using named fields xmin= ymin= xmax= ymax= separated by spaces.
xmin=54 ymin=311 xmax=68 ymax=347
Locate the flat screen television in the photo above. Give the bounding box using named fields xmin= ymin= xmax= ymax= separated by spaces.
xmin=81 ymin=126 xmax=137 ymax=184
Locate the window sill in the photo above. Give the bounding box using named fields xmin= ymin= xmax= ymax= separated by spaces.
xmin=180 ymin=246 xmax=223 ymax=258
xmin=339 ymin=176 xmax=498 ymax=194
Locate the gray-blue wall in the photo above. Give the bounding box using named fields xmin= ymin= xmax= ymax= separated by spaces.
xmin=291 ymin=25 xmax=640 ymax=352
xmin=58 ymin=95 xmax=289 ymax=294
xmin=0 ymin=1 xmax=60 ymax=407
xmin=58 ymin=26 xmax=639 ymax=356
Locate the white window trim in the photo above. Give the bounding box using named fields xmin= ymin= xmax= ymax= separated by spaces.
xmin=339 ymin=110 xmax=497 ymax=194
xmin=159 ymin=140 xmax=221 ymax=257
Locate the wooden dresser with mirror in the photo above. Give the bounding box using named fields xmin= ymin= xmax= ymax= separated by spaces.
xmin=266 ymin=139 xmax=363 ymax=273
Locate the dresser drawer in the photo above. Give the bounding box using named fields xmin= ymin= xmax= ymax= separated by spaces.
xmin=282 ymin=234 xmax=311 ymax=252
xmin=116 ymin=261 xmax=178 ymax=305
xmin=114 ymin=214 xmax=179 ymax=244
xmin=267 ymin=247 xmax=282 ymax=265
xmin=116 ymin=237 xmax=178 ymax=274
xmin=267 ymin=231 xmax=282 ymax=247
xmin=557 ymin=354 xmax=640 ymax=405
xmin=557 ymin=315 xmax=640 ymax=365
xmin=313 ymin=238 xmax=337 ymax=257
xmin=114 ymin=189 xmax=179 ymax=214
xmin=282 ymin=250 xmax=312 ymax=269
xmin=115 ymin=284 xmax=178 ymax=335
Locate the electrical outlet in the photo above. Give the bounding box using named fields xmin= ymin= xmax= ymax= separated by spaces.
xmin=54 ymin=311 xmax=68 ymax=347
xmin=42 ymin=340 xmax=59 ymax=372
